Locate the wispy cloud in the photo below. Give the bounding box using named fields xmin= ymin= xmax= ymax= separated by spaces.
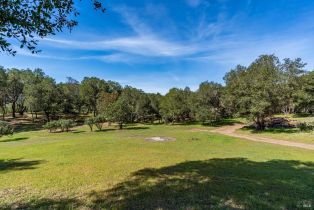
xmin=39 ymin=3 xmax=241 ymax=63
xmin=189 ymin=36 xmax=313 ymax=69
xmin=17 ymin=2 xmax=314 ymax=70
xmin=43 ymin=36 xmax=202 ymax=57
xmin=12 ymin=46 xmax=72 ymax=60
xmin=37 ymin=4 xmax=207 ymax=61
xmin=113 ymin=5 xmax=152 ymax=36
xmin=40 ymin=4 xmax=208 ymax=60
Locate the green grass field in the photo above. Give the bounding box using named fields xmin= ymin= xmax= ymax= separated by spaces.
xmin=1 ymin=123 xmax=314 ymax=209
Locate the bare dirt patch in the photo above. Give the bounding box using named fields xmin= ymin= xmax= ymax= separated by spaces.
xmin=145 ymin=137 xmax=176 ymax=142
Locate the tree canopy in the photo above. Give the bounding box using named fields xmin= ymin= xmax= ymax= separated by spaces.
xmin=0 ymin=54 xmax=312 ymax=130
xmin=0 ymin=0 xmax=105 ymax=55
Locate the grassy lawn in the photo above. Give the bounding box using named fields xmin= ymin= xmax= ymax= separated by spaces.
xmin=236 ymin=115 xmax=314 ymax=145
xmin=0 ymin=123 xmax=313 ymax=209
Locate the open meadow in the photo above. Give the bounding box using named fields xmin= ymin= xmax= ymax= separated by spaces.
xmin=1 ymin=1 xmax=314 ymax=209
xmin=1 ymin=122 xmax=313 ymax=209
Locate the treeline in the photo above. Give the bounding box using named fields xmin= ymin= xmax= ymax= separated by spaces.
xmin=0 ymin=54 xmax=313 ymax=130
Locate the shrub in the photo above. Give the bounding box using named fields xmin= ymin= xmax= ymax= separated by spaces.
xmin=297 ymin=122 xmax=314 ymax=132
xmin=0 ymin=121 xmax=13 ymax=137
xmin=85 ymin=118 xmax=95 ymax=131
xmin=94 ymin=116 xmax=106 ymax=131
xmin=59 ymin=119 xmax=76 ymax=132
xmin=43 ymin=121 xmax=59 ymax=133
xmin=44 ymin=119 xmax=76 ymax=133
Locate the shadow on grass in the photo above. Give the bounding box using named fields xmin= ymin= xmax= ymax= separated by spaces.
xmin=71 ymin=130 xmax=86 ymax=134
xmin=95 ymin=128 xmax=117 ymax=133
xmin=13 ymin=122 xmax=44 ymax=133
xmin=5 ymin=198 xmax=83 ymax=210
xmin=0 ymin=137 xmax=29 ymax=143
xmin=95 ymin=127 xmax=150 ymax=132
xmin=242 ymin=127 xmax=300 ymax=134
xmin=124 ymin=126 xmax=150 ymax=130
xmin=7 ymin=158 xmax=314 ymax=209
xmin=210 ymin=119 xmax=243 ymax=127
xmin=293 ymin=113 xmax=313 ymax=118
xmin=171 ymin=119 xmax=243 ymax=127
xmin=171 ymin=121 xmax=202 ymax=126
xmin=0 ymin=158 xmax=45 ymax=172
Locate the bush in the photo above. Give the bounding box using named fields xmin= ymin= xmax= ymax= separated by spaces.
xmin=0 ymin=121 xmax=13 ymax=137
xmin=94 ymin=116 xmax=106 ymax=131
xmin=85 ymin=118 xmax=95 ymax=131
xmin=44 ymin=119 xmax=76 ymax=133
xmin=59 ymin=119 xmax=76 ymax=132
xmin=84 ymin=116 xmax=106 ymax=131
xmin=43 ymin=121 xmax=59 ymax=133
xmin=297 ymin=122 xmax=314 ymax=132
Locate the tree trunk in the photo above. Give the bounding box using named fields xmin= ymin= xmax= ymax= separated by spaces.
xmin=19 ymin=106 xmax=26 ymax=116
xmin=93 ymin=108 xmax=97 ymax=117
xmin=119 ymin=123 xmax=123 ymax=130
xmin=93 ymin=97 xmax=97 ymax=117
xmin=31 ymin=111 xmax=34 ymax=123
xmin=35 ymin=112 xmax=38 ymax=119
xmin=45 ymin=111 xmax=50 ymax=122
xmin=12 ymin=102 xmax=16 ymax=118
xmin=256 ymin=117 xmax=265 ymax=130
xmin=93 ymin=102 xmax=97 ymax=117
xmin=1 ymin=106 xmax=5 ymax=120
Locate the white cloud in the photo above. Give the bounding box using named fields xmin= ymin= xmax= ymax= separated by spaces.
xmin=42 ymin=5 xmax=205 ymax=59
xmin=17 ymin=3 xmax=314 ymax=70
xmin=22 ymin=32 xmax=314 ymax=71
xmin=12 ymin=46 xmax=71 ymax=60
xmin=113 ymin=6 xmax=151 ymax=36
xmin=188 ymin=36 xmax=313 ymax=69
xmin=44 ymin=36 xmax=202 ymax=58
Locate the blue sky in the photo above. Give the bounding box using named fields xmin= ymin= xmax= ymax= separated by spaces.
xmin=1 ymin=0 xmax=314 ymax=93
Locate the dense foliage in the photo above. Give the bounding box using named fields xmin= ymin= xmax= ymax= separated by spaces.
xmin=0 ymin=120 xmax=13 ymax=136
xmin=0 ymin=54 xmax=313 ymax=130
xmin=43 ymin=119 xmax=75 ymax=133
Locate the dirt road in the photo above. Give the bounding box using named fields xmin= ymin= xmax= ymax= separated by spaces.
xmin=211 ymin=124 xmax=314 ymax=151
